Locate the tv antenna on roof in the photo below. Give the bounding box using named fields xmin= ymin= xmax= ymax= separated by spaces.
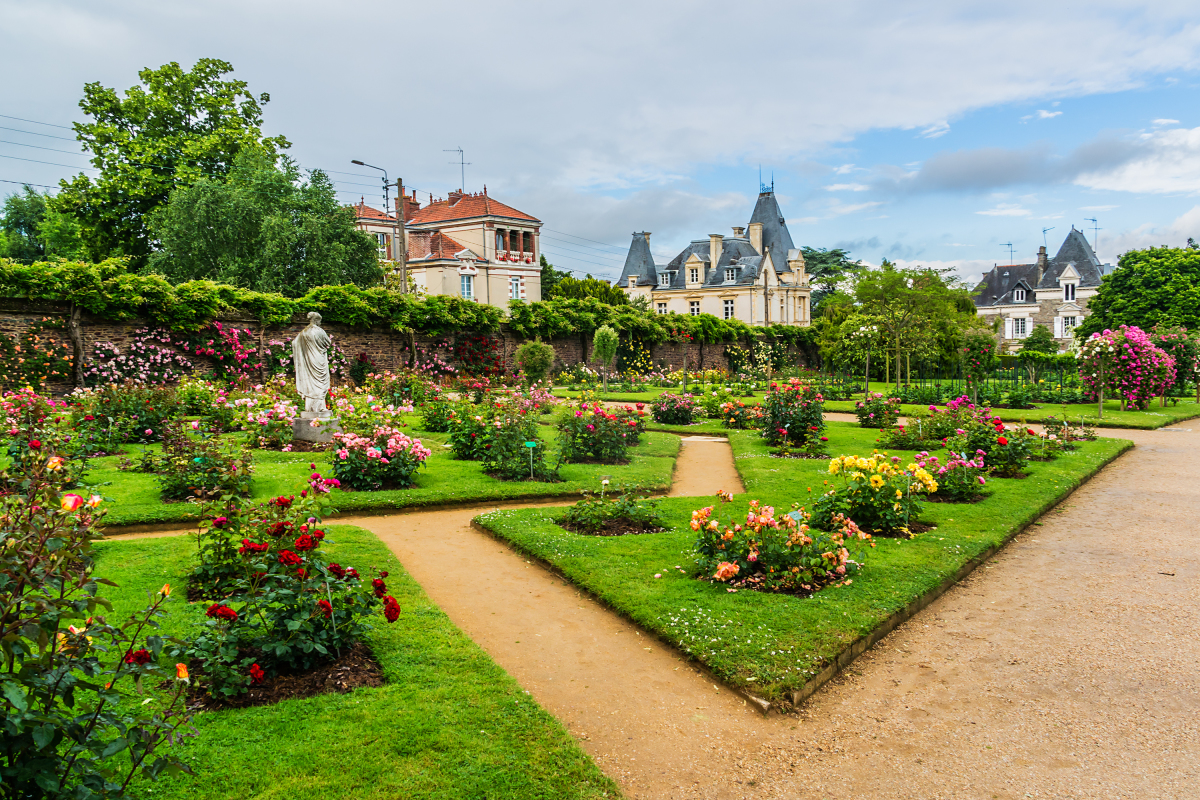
xmin=445 ymin=147 xmax=471 ymax=191
xmin=1042 ymin=227 xmax=1054 ymax=247
xmin=1001 ymin=242 xmax=1015 ymax=264
xmin=1084 ymin=217 xmax=1101 ymax=254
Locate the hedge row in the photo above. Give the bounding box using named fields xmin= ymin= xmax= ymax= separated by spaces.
xmin=0 ymin=258 xmax=821 ymax=348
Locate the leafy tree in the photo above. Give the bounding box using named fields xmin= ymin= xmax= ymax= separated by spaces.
xmin=0 ymin=186 xmax=46 ymax=262
xmin=854 ymin=260 xmax=971 ymax=386
xmin=539 ymin=255 xmax=571 ymax=298
xmin=51 ymin=58 xmax=291 ymax=265
xmin=1020 ymin=324 xmax=1057 ymax=354
xmin=514 ymin=340 xmax=556 ymax=384
xmin=802 ymin=246 xmax=863 ymax=312
xmin=147 ymin=148 xmax=380 ymax=296
xmin=545 ymin=273 xmax=628 ymax=305
xmin=593 ymin=325 xmax=619 ymax=392
xmin=1076 ymin=245 xmax=1200 ymax=336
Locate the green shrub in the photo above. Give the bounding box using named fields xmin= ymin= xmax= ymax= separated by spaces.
xmin=515 ymin=340 xmax=556 ymax=384
xmin=152 ymin=420 xmax=254 ymax=500
xmin=760 ymin=378 xmax=824 ymax=447
xmin=650 ymin=392 xmax=698 ymax=425
xmin=560 ymin=484 xmax=663 ymax=534
xmin=854 ymin=391 xmax=901 ymax=428
xmin=481 ymin=406 xmax=558 ymax=482
xmin=557 ymin=401 xmax=636 ymax=464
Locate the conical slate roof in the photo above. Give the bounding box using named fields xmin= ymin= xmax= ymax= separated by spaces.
xmin=617 ymin=232 xmax=657 ymax=287
xmin=1038 ymin=227 xmax=1105 ymax=289
xmin=748 ymin=190 xmax=795 ymax=273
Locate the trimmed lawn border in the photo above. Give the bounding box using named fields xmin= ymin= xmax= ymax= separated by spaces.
xmin=822 ymin=399 xmax=1199 ymax=430
xmin=94 ymin=429 xmax=680 ymax=529
xmin=93 ymin=525 xmax=621 ymax=799
xmin=472 ymin=424 xmax=1132 ymax=711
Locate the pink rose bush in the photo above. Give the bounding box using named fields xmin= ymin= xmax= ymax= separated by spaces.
xmin=1079 ymin=325 xmax=1176 ymax=411
xmin=331 ymin=427 xmax=431 ymax=490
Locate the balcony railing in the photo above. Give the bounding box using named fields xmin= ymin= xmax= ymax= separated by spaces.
xmin=495 ymin=250 xmax=535 ymax=264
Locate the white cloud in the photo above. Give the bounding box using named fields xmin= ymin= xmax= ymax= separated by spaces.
xmin=920 ymin=121 xmax=951 ymax=139
xmin=1153 ymin=118 xmax=1181 ymax=126
xmin=1074 ymin=126 xmax=1200 ymax=194
xmin=1101 ymin=204 xmax=1200 ymax=261
xmin=826 ymin=183 xmax=870 ymax=191
xmin=1037 ymin=109 xmax=1063 ymax=119
xmin=976 ymin=203 xmax=1033 ymax=217
xmin=1080 ymin=204 xmax=1118 ymax=211
xmin=833 ymin=164 xmax=859 ymax=175
xmin=828 ymin=201 xmax=885 ymax=216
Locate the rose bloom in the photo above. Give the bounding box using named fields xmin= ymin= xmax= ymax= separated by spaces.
xmin=206 ymin=603 xmax=238 ymax=622
xmin=124 ymin=648 xmax=152 ymax=665
xmin=278 ymin=550 xmax=303 ymax=567
xmin=317 ymin=599 xmax=333 ymax=618
xmin=249 ymin=663 xmax=265 ymax=684
xmin=372 ymin=578 xmax=387 ymax=598
xmin=383 ymin=595 xmax=401 ymax=623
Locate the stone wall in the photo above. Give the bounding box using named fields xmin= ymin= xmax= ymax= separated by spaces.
xmin=0 ymin=301 xmax=808 ymax=392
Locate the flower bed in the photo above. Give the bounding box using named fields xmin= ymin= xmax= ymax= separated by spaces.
xmin=149 ymin=421 xmax=255 ymax=500
xmin=854 ymin=391 xmax=901 ymax=428
xmin=720 ymin=400 xmax=764 ymax=429
xmin=761 ymin=378 xmax=824 ymax=448
xmin=650 ymin=392 xmax=699 ymax=425
xmin=914 ymin=449 xmax=988 ymax=501
xmin=692 ymin=495 xmax=872 ymax=595
xmin=558 ymin=483 xmax=663 ymax=535
xmin=557 ymin=401 xmax=638 ymax=464
xmin=331 ymin=427 xmax=431 ymax=491
xmin=812 ymin=453 xmax=938 ymax=535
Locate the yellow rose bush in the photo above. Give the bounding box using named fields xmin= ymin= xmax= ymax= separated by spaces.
xmin=810 ymin=452 xmax=938 ymax=536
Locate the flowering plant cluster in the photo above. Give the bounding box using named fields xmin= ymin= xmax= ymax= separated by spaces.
xmin=69 ymin=381 xmax=179 ymax=444
xmin=650 ymin=392 xmax=699 ymax=425
xmin=1149 ymin=325 xmax=1199 ymax=397
xmin=500 ymin=382 xmax=559 ymax=416
xmin=854 ymin=392 xmax=902 ymax=428
xmin=875 ymin=420 xmax=944 ymax=451
xmin=418 ymin=387 xmax=458 ymax=432
xmin=720 ymin=400 xmax=765 ymax=430
xmin=361 ymin=369 xmax=440 ymax=407
xmin=1079 ymin=325 xmax=1177 ymax=411
xmin=481 ymin=402 xmax=558 ymax=481
xmin=149 ymin=420 xmax=254 ymax=500
xmin=914 ymin=449 xmax=987 ymax=501
xmin=560 ymin=482 xmax=663 ymax=534
xmin=0 ymin=434 xmax=194 ymax=795
xmin=812 ymin=453 xmax=938 ymax=535
xmin=557 ymin=401 xmax=640 ymax=464
xmin=961 ymin=331 xmax=999 ymax=401
xmin=236 ymin=395 xmax=299 ymax=450
xmin=0 ymin=317 xmax=73 ymax=391
xmin=190 ymin=322 xmax=292 ymax=380
xmin=331 ymin=427 xmax=431 ymax=491
xmin=3 ymin=392 xmax=91 ymax=489
xmin=177 ymin=484 xmax=398 ymax=699
xmin=692 ymin=494 xmax=872 ymax=595
xmin=86 ymin=328 xmax=194 ymax=386
xmin=609 ymin=403 xmax=647 ymax=444
xmin=398 ymin=341 xmax=458 ymax=377
xmin=448 ymin=409 xmax=490 ymax=460
xmin=453 ymin=333 xmax=504 ymax=377
xmin=329 ymin=390 xmax=412 ymax=437
xmin=760 ymin=378 xmax=825 ymax=448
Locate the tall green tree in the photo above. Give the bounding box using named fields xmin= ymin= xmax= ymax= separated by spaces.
xmin=802 ymin=246 xmax=863 ymax=312
xmin=0 ymin=187 xmax=46 ymax=263
xmin=545 ymin=273 xmax=629 ymax=305
xmin=1076 ymin=243 xmax=1200 ymax=336
xmin=148 ymin=149 xmax=380 ymax=296
xmin=539 ymin=255 xmax=571 ymax=297
xmin=51 ymin=58 xmax=290 ymax=265
xmin=853 ymin=260 xmax=972 ymax=385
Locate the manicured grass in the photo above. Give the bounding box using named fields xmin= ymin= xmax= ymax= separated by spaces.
xmin=824 ymin=398 xmax=1200 ymax=429
xmin=90 ymin=423 xmax=680 ymax=528
xmin=95 ymin=526 xmax=620 ymax=800
xmin=474 ymin=420 xmax=1131 ymax=704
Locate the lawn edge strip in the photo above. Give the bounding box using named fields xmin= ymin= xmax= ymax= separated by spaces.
xmin=473 ymin=437 xmax=1133 ymax=714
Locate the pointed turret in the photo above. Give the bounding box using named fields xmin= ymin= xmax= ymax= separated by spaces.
xmin=617 ymin=232 xmax=657 ymax=287
xmin=748 ymin=190 xmax=795 ymax=273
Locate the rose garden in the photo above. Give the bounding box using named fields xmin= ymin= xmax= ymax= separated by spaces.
xmin=2 ymin=271 xmax=1199 ymax=797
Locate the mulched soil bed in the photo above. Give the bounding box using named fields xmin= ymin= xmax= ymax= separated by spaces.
xmin=769 ymin=453 xmax=830 ymax=460
xmin=558 ymin=519 xmax=666 ymax=536
xmin=185 ymin=642 xmax=384 ymax=711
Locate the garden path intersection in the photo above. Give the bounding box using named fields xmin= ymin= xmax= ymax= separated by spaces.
xmin=111 ymin=429 xmax=1198 ymax=799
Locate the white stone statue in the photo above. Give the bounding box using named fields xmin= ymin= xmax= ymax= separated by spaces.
xmin=293 ymin=311 xmax=332 ymax=415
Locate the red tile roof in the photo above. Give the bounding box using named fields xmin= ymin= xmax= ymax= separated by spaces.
xmin=408 ymin=189 xmax=540 ymax=225
xmin=408 ymin=230 xmax=474 ymax=261
xmin=352 ymin=201 xmax=396 ymax=223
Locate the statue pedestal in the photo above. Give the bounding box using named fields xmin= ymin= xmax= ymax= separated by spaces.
xmin=293 ymin=411 xmax=341 ymax=444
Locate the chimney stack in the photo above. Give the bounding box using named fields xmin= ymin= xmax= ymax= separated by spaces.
xmin=732 ymin=226 xmax=745 ymax=237
xmin=709 ymin=234 xmax=723 ymax=278
xmin=748 ymin=222 xmax=763 ymax=254
xmin=1037 ymin=245 xmax=1047 ymax=284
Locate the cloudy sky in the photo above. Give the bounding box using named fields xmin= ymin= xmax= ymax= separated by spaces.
xmin=3 ymin=0 xmax=1200 ymax=284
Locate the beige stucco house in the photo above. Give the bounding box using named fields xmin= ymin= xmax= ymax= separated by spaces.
xmin=972 ymin=228 xmax=1113 ymax=351
xmin=616 ymin=189 xmax=812 ymax=326
xmin=352 ymin=188 xmax=542 ymax=308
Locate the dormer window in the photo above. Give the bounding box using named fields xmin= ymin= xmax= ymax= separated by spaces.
xmin=658 ymin=272 xmax=669 ymax=287
xmin=689 ymin=267 xmax=699 ymax=283
xmin=1014 ymin=288 xmax=1026 ymax=302
xmin=1063 ymin=283 xmax=1076 ymax=301
xmin=628 ymin=276 xmax=636 ymax=288
xmin=724 ymin=267 xmax=737 ymax=283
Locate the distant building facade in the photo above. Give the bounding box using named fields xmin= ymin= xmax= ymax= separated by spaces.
xmin=972 ymin=228 xmax=1113 ymax=350
xmin=616 ymin=189 xmax=812 ymax=327
xmin=352 ymin=187 xmax=542 ymax=308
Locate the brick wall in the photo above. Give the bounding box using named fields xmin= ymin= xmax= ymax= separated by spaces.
xmin=0 ymin=302 xmax=811 ymax=392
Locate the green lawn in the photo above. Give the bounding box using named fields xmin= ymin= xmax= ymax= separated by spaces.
xmin=474 ymin=420 xmax=1131 ymax=705
xmin=96 ymin=526 xmax=620 ymax=800
xmin=89 ymin=422 xmax=680 ymax=528
xmin=824 ymin=398 xmax=1200 ymax=429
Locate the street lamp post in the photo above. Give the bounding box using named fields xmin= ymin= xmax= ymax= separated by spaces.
xmin=351 ymin=160 xmax=406 ymax=293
